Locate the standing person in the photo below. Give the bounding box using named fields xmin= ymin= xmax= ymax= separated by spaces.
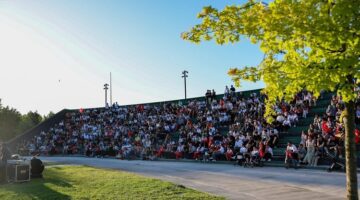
xmin=0 ymin=143 xmax=10 ymax=184
xmin=205 ymin=90 xmax=212 ymax=105
xmin=230 ymin=85 xmax=236 ymax=96
xmin=224 ymin=86 xmax=230 ymax=97
xmin=303 ymin=137 xmax=316 ymax=166
xmin=211 ymin=89 xmax=216 ymax=102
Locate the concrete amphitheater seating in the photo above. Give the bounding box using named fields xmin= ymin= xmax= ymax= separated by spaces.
xmin=7 ymin=89 xmax=360 ymax=167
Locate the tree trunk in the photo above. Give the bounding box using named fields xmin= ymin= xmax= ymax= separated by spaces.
xmin=343 ymin=100 xmax=358 ymax=200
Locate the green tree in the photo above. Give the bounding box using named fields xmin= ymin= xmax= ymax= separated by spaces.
xmin=183 ymin=0 xmax=359 ymax=199
xmin=18 ymin=111 xmax=43 ymax=133
xmin=25 ymin=111 xmax=42 ymax=125
xmin=43 ymin=111 xmax=55 ymax=121
xmin=0 ymin=99 xmax=44 ymax=141
xmin=0 ymin=100 xmax=22 ymax=141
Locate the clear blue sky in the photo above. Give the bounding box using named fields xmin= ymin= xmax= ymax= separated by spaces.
xmin=0 ymin=0 xmax=264 ymax=115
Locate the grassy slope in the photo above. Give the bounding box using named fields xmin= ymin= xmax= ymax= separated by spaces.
xmin=0 ymin=165 xmax=223 ymax=200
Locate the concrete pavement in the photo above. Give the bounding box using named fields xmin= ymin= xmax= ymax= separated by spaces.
xmin=39 ymin=156 xmax=359 ymax=200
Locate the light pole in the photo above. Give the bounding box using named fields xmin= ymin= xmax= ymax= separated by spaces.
xmin=181 ymin=70 xmax=188 ymax=99
xmin=110 ymin=72 xmax=112 ymax=106
xmin=104 ymin=83 xmax=109 ymax=107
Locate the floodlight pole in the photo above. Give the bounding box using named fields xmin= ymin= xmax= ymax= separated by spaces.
xmin=181 ymin=70 xmax=188 ymax=99
xmin=110 ymin=72 xmax=112 ymax=106
xmin=104 ymin=83 xmax=109 ymax=107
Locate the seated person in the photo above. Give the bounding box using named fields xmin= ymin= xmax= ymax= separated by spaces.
xmin=326 ymin=144 xmax=345 ymax=172
xmin=155 ymin=146 xmax=165 ymax=158
xmin=234 ymin=146 xmax=247 ymax=165
xmin=193 ymin=146 xmax=203 ymax=160
xmin=212 ymin=145 xmax=225 ymax=161
xmin=225 ymin=148 xmax=234 ymax=161
xmin=285 ymin=142 xmax=299 ymax=168
xmin=31 ymin=156 xmax=44 ymax=178
xmin=250 ymin=147 xmax=260 ymax=162
xmin=268 ymin=131 xmax=279 ymax=148
xmin=264 ymin=145 xmax=273 ymax=162
xmin=297 ymin=144 xmax=307 ymax=162
xmin=175 ymin=144 xmax=184 ymax=160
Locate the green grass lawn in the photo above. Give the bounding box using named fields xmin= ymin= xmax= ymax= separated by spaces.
xmin=0 ymin=165 xmax=224 ymax=200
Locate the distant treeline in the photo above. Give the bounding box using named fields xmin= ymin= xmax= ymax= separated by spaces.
xmin=0 ymin=99 xmax=54 ymax=141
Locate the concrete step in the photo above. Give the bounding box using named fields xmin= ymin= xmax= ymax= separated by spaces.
xmin=287 ymin=126 xmax=308 ymax=134
xmin=296 ymin=118 xmax=314 ymax=126
xmin=309 ymin=107 xmax=327 ymax=114
xmin=316 ymin=100 xmax=330 ymax=108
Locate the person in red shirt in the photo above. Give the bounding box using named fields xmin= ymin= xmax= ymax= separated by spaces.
xmin=186 ymin=120 xmax=193 ymax=129
xmin=175 ymin=144 xmax=184 ymax=159
xmin=321 ymin=119 xmax=332 ymax=136
xmin=225 ymin=148 xmax=234 ymax=161
xmin=220 ymin=99 xmax=225 ymax=110
xmin=208 ymin=137 xmax=214 ymax=148
xmin=259 ymin=142 xmax=265 ymax=159
xmin=281 ymin=103 xmax=287 ymax=113
xmin=128 ymin=131 xmax=133 ymax=138
xmin=193 ymin=146 xmax=203 ymax=160
xmin=355 ymin=129 xmax=360 ymax=144
xmin=156 ymin=146 xmax=165 ymax=158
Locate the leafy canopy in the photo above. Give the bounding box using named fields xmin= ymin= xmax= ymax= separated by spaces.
xmin=182 ymin=0 xmax=360 ymax=121
xmin=0 ymin=99 xmax=45 ymax=141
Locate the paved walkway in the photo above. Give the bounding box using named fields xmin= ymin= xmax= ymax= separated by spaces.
xmin=40 ymin=157 xmax=359 ymax=200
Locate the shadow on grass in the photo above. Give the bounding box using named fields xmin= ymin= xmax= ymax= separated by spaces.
xmin=1 ymin=166 xmax=73 ymax=200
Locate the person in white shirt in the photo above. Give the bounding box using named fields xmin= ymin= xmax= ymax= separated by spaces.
xmin=283 ymin=117 xmax=291 ymax=128
xmin=206 ymin=115 xmax=213 ymax=123
xmin=226 ymin=102 xmax=233 ymax=110
xmin=251 ymin=147 xmax=259 ymax=157
xmin=224 ymin=86 xmax=230 ymax=96
xmin=289 ymin=112 xmax=298 ymax=126
xmin=234 ymin=137 xmax=243 ymax=149
xmin=285 ymin=142 xmax=299 ymax=168
xmin=212 ymin=145 xmax=225 ymax=161
xmin=276 ymin=114 xmax=285 ymax=124
xmin=264 ymin=145 xmax=273 ymax=161
xmin=209 ymin=127 xmax=216 ymax=136
xmin=239 ymin=146 xmax=247 ymax=154
xmin=286 ymin=142 xmax=298 ymax=153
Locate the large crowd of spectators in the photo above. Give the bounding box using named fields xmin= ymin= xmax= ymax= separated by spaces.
xmin=19 ymin=87 xmax=318 ymax=166
xmin=286 ymin=91 xmax=360 ymax=168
